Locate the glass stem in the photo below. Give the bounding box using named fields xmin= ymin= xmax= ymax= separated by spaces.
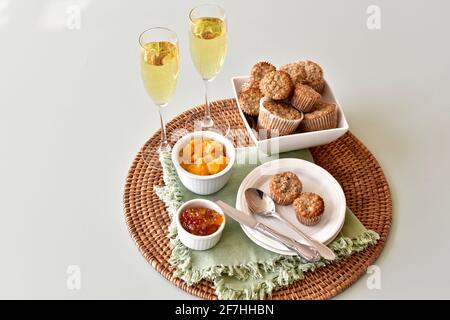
xmin=203 ymin=79 xmax=213 ymax=128
xmin=157 ymin=105 xmax=170 ymax=152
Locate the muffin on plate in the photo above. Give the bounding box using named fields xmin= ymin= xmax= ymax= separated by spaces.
xmin=249 ymin=61 xmax=276 ymax=89
xmin=293 ymin=192 xmax=325 ymax=226
xmin=239 ymin=87 xmax=263 ymax=116
xmin=300 ymin=100 xmax=338 ymax=132
xmin=291 ymin=84 xmax=321 ymax=113
xmin=258 ymin=98 xmax=303 ymax=136
xmin=259 ymin=70 xmax=293 ymax=100
xmin=269 ymin=171 xmax=302 ymax=205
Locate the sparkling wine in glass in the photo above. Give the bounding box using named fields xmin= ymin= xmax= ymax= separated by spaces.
xmin=189 ymin=4 xmax=229 ymax=134
xmin=139 ymin=27 xmax=179 ymax=152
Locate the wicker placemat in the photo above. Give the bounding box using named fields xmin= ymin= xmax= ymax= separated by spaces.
xmin=123 ymin=99 xmax=392 ymax=300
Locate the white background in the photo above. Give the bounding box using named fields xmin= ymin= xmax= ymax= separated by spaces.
xmin=1 ymin=0 xmax=449 ymax=299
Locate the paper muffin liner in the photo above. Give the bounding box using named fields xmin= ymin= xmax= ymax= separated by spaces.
xmin=257 ymin=99 xmax=303 ymax=137
xmin=301 ymin=109 xmax=338 ymax=132
xmin=297 ymin=215 xmax=322 ymax=226
xmin=291 ymin=93 xmax=319 ymax=113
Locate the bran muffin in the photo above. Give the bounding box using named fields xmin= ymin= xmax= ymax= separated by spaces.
xmin=239 ymin=87 xmax=263 ymax=116
xmin=269 ymin=171 xmax=302 ymax=205
xmin=280 ymin=62 xmax=307 ymax=85
xmin=302 ymin=60 xmax=325 ymax=93
xmin=249 ymin=61 xmax=276 ymax=89
xmin=259 ymin=70 xmax=294 ymax=100
xmin=240 ymin=80 xmax=252 ymax=92
xmin=293 ymin=192 xmax=325 ymax=226
xmin=291 ymin=84 xmax=321 ymax=113
xmin=300 ymin=100 xmax=338 ymax=132
xmin=258 ymin=98 xmax=303 ymax=136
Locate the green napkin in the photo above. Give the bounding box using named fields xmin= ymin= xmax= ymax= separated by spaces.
xmin=156 ymin=147 xmax=379 ymax=300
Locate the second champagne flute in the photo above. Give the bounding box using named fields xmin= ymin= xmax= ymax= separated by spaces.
xmin=189 ymin=4 xmax=229 ymax=134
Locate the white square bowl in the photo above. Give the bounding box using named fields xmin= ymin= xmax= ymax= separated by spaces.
xmin=231 ymin=76 xmax=349 ymax=154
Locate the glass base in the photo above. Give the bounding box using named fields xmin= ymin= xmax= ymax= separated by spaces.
xmin=198 ymin=117 xmax=215 ymax=130
xmin=190 ymin=114 xmax=230 ymax=137
xmin=158 ymin=141 xmax=171 ymax=153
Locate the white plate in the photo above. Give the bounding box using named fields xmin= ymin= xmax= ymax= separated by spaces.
xmin=236 ymin=158 xmax=346 ymax=256
xmin=231 ymin=76 xmax=349 ymax=154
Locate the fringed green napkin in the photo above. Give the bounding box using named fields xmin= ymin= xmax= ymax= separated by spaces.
xmin=155 ymin=147 xmax=379 ymax=299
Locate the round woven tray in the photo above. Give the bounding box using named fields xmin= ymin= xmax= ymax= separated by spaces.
xmin=123 ymin=99 xmax=392 ymax=300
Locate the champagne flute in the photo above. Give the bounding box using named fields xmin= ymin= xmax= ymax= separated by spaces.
xmin=139 ymin=27 xmax=179 ymax=153
xmin=189 ymin=4 xmax=229 ymax=135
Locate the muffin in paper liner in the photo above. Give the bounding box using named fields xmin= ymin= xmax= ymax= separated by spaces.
xmin=259 ymin=70 xmax=294 ymax=100
xmin=239 ymin=87 xmax=263 ymax=116
xmin=269 ymin=171 xmax=302 ymax=205
xmin=297 ymin=215 xmax=322 ymax=226
xmin=250 ymin=61 xmax=276 ymax=89
xmin=257 ymin=97 xmax=303 ymax=136
xmin=280 ymin=61 xmax=307 ymax=85
xmin=293 ymin=192 xmax=324 ymax=226
xmin=301 ymin=101 xmax=338 ymax=132
xmin=291 ymin=84 xmax=321 ymax=113
xmin=302 ymin=60 xmax=325 ymax=93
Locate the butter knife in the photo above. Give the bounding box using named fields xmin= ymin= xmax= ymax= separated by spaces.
xmin=216 ymin=200 xmax=321 ymax=262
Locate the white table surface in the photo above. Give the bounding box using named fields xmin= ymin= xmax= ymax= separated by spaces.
xmin=1 ymin=0 xmax=449 ymax=299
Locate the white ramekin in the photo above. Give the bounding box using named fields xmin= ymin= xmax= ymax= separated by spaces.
xmin=176 ymin=199 xmax=225 ymax=250
xmin=171 ymin=131 xmax=236 ymax=195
